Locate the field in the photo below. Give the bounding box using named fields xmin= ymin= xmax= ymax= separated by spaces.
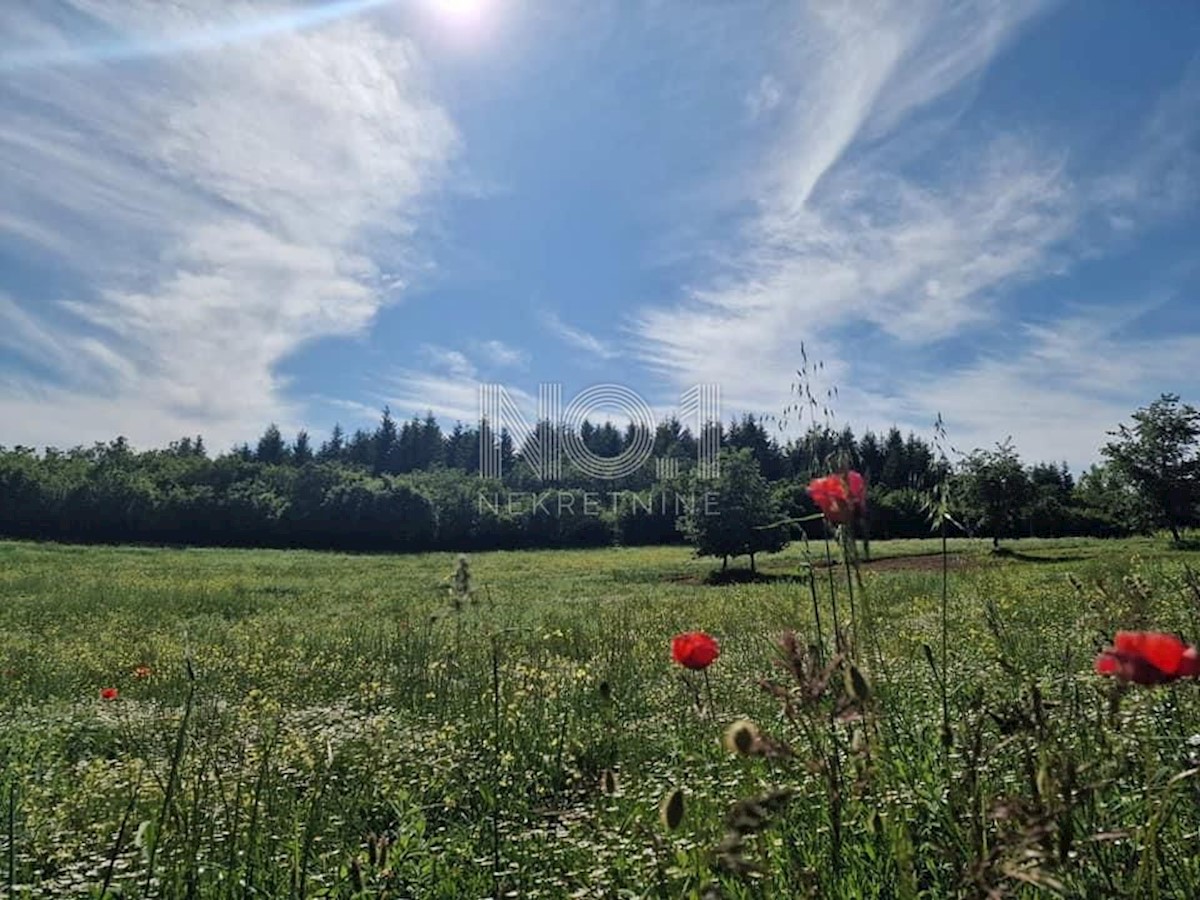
xmin=2 ymin=537 xmax=1200 ymax=898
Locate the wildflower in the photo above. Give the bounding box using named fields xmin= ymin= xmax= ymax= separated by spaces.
xmin=671 ymin=631 xmax=720 ymax=670
xmin=133 ymin=665 xmax=152 ymax=679
xmin=100 ymin=687 xmax=119 ymax=701
xmin=1094 ymin=631 xmax=1200 ymax=685
xmin=807 ymin=471 xmax=867 ymax=524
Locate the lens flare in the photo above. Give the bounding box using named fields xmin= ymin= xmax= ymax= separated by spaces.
xmin=1 ymin=0 xmax=394 ymax=72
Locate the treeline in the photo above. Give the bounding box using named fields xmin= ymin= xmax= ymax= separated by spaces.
xmin=0 ymin=402 xmax=1185 ymax=552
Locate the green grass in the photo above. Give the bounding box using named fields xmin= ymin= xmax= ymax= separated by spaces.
xmin=2 ymin=536 xmax=1200 ymax=897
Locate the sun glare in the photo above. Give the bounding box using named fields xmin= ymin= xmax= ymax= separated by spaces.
xmin=426 ymin=0 xmax=491 ymax=29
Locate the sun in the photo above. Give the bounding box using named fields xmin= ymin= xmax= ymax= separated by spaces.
xmin=426 ymin=0 xmax=491 ymax=28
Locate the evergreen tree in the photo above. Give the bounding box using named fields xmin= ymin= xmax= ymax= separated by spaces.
xmin=445 ymin=423 xmax=477 ymax=471
xmin=255 ymin=424 xmax=287 ymax=466
xmin=293 ymin=430 xmax=313 ymax=466
xmin=858 ymin=431 xmax=883 ymax=487
xmin=419 ymin=413 xmax=444 ymax=469
xmin=880 ymin=427 xmax=906 ymax=489
xmin=373 ymin=408 xmax=399 ymax=475
xmin=318 ymin=424 xmax=345 ymax=462
xmin=346 ymin=429 xmax=372 ymax=468
xmin=904 ymin=434 xmax=934 ymax=490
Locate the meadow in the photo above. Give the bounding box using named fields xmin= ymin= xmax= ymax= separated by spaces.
xmin=2 ymin=536 xmax=1200 ymax=898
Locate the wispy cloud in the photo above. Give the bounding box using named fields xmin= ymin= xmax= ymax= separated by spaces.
xmin=384 ymin=369 xmax=537 ymax=427
xmin=0 ymin=0 xmax=456 ymax=449
xmin=541 ymin=312 xmax=620 ymax=360
xmin=744 ymin=74 xmax=783 ymax=121
xmin=901 ymin=308 xmax=1200 ymax=467
xmin=1091 ymin=59 xmax=1200 ymax=230
xmin=420 ymin=344 xmax=477 ymax=379
xmin=632 ymin=0 xmax=1199 ymax=464
xmin=474 ymin=339 xmax=529 ymax=369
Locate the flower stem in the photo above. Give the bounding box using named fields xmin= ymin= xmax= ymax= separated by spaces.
xmin=702 ymin=668 xmax=716 ymax=722
xmin=842 ymin=527 xmax=859 ymax=655
xmin=808 ymin=565 xmax=825 ymax=664
xmin=940 ymin=516 xmax=950 ymax=753
xmin=823 ymin=522 xmax=842 ymax=652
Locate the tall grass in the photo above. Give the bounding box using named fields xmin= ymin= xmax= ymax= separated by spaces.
xmin=0 ymin=537 xmax=1197 ymax=896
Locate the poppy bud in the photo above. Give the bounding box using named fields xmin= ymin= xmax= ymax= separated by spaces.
xmin=846 ymin=664 xmax=870 ymax=703
xmin=723 ymin=719 xmax=760 ymax=756
xmin=599 ymin=769 xmax=618 ymax=795
xmin=660 ymin=788 xmax=686 ymax=830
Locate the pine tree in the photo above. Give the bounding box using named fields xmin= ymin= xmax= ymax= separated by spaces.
xmin=255 ymin=424 xmax=287 ymax=466
xmin=319 ymin=424 xmax=345 ymax=462
xmin=293 ymin=430 xmax=313 ymax=466
xmin=373 ymin=408 xmax=399 ymax=474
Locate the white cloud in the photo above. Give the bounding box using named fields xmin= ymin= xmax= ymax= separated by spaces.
xmin=745 ymin=74 xmax=782 ymax=121
xmin=0 ymin=0 xmax=457 ymax=449
xmin=631 ymin=0 xmax=1199 ymax=465
xmin=475 ymin=339 xmax=529 ymax=368
xmin=384 ymin=370 xmax=537 ymax=426
xmin=901 ymin=312 xmax=1200 ymax=468
xmin=1092 ymin=60 xmax=1200 ymax=229
xmin=421 ymin=344 xmax=477 ymax=378
xmin=635 ymin=2 xmax=1063 ymax=399
xmin=541 ymin=312 xmax=620 ymax=360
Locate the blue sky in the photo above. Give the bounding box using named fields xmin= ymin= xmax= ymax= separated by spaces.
xmin=1 ymin=0 xmax=1198 ymax=468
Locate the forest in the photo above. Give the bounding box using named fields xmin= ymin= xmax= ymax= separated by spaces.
xmin=0 ymin=394 xmax=1195 ymax=553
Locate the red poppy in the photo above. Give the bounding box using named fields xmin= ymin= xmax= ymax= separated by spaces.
xmin=806 ymin=471 xmax=868 ymax=525
xmin=672 ymin=631 xmax=720 ymax=670
xmin=100 ymin=687 xmax=119 ymax=701
xmin=133 ymin=665 xmax=152 ymax=679
xmin=1094 ymin=631 xmax=1200 ymax=685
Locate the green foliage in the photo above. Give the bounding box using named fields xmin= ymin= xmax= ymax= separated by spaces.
xmin=955 ymin=438 xmax=1033 ymax=547
xmin=613 ymin=484 xmax=688 ymax=546
xmin=3 ymin=397 xmax=1193 ymax=552
xmin=868 ymin=487 xmax=931 ymax=539
xmin=678 ymin=449 xmax=788 ymax=570
xmin=1102 ymin=393 xmax=1200 ymax=542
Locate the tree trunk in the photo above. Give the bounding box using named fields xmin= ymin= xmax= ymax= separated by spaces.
xmin=750 ymin=553 xmax=756 ymax=573
xmin=722 ymin=555 xmax=728 ymax=572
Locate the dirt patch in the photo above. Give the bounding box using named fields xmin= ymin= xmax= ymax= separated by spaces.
xmin=665 ymin=570 xmax=806 ymax=587
xmin=665 ymin=552 xmax=976 ymax=585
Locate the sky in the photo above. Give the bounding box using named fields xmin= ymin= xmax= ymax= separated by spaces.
xmin=1 ymin=0 xmax=1198 ymax=470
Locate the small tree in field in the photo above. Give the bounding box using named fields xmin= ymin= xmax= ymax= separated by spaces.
xmin=1102 ymin=393 xmax=1200 ymax=543
xmin=956 ymin=438 xmax=1031 ymax=550
xmin=679 ymin=448 xmax=788 ymax=572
